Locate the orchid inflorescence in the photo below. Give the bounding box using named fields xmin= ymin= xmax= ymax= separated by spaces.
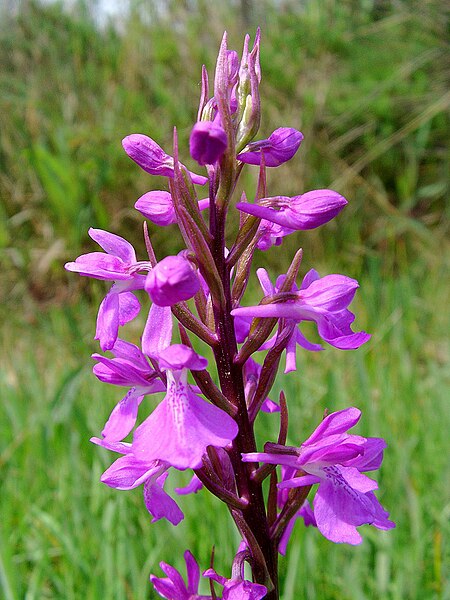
xmin=65 ymin=30 xmax=394 ymax=599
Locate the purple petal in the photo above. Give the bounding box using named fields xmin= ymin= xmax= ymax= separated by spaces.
xmin=278 ymin=513 xmax=297 ymax=556
xmin=242 ymin=452 xmax=301 ymax=469
xmin=300 ymin=274 xmax=359 ymax=312
xmin=237 ymin=127 xmax=303 ymax=167
xmin=231 ymin=303 xmax=296 ymax=319
xmin=197 ymin=197 xmax=210 ymax=211
xmin=260 ymin=398 xmax=281 ymax=413
xmin=312 ymin=465 xmax=390 ymax=545
xmin=300 ymin=268 xmax=320 ymax=290
xmin=122 ymin=133 xmax=207 ymax=185
xmin=324 ymin=465 xmax=378 ymax=494
xmin=90 ymin=437 xmax=131 ymax=454
xmin=313 ymin=483 xmax=363 ymax=545
xmin=256 ymin=267 xmax=274 ymax=295
xmin=277 ymin=474 xmax=321 ymax=489
xmin=343 ymin=437 xmax=387 ymax=472
xmin=299 ymin=435 xmax=365 ymax=466
xmin=223 ymin=580 xmax=267 ymax=600
xmin=236 ymin=189 xmax=347 ymax=230
xmin=175 ymin=475 xmax=203 ymax=495
xmin=159 ymin=562 xmax=189 ymax=596
xmin=101 ymin=389 xmax=143 ymax=442
xmin=317 ymin=316 xmax=371 ymax=350
xmin=100 ymin=455 xmax=161 ymax=490
xmin=92 ymin=360 xmax=135 ymax=386
xmin=92 ymin=354 xmax=147 ymax=386
xmin=142 ymin=304 xmax=173 ymax=357
xmin=302 ymin=407 xmax=361 ymax=446
xmin=256 ymin=219 xmax=292 ymax=250
xmin=145 ymin=255 xmax=200 ymax=306
xmin=143 ymin=479 xmax=184 ymax=525
xmin=110 ymin=339 xmax=150 ymax=370
xmin=299 ymin=499 xmax=317 ymax=527
xmin=295 ymin=328 xmax=323 ymax=352
xmin=158 ymin=345 xmax=208 ymax=371
xmin=203 ymin=567 xmax=227 ymax=586
xmin=122 ymin=134 xmax=173 ymax=177
xmin=234 ymin=314 xmax=251 ymax=343
xmin=364 ymin=491 xmax=396 ymax=531
xmin=187 ymin=171 xmax=209 ymax=186
xmin=149 ymin=576 xmax=179 ymax=599
xmin=189 ymin=120 xmax=227 ymax=166
xmin=284 ymin=333 xmax=298 ymax=373
xmin=288 ymin=189 xmax=347 ymax=229
xmin=95 ymin=291 xmax=119 ymax=351
xmin=88 ymin=228 xmax=136 ymax=263
xmin=117 ymin=292 xmax=141 ymax=326
xmin=277 ymin=501 xmax=316 ymax=556
xmin=133 ymin=382 xmax=238 ymax=470
xmin=184 ymin=550 xmax=200 ymax=595
xmin=65 ymin=252 xmax=131 ymax=280
xmin=236 ymin=201 xmax=280 ymax=222
xmin=135 ymin=191 xmax=177 ymax=226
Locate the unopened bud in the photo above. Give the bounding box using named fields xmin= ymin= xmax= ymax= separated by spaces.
xmin=135 ymin=191 xmax=176 ymax=226
xmin=145 ymin=255 xmax=200 ymax=306
xmin=123 ymin=134 xmax=207 ymax=185
xmin=238 ymin=127 xmax=304 ymax=167
xmin=189 ymin=121 xmax=228 ymax=166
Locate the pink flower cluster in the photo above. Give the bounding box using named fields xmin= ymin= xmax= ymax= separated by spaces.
xmin=65 ymin=29 xmax=394 ymax=600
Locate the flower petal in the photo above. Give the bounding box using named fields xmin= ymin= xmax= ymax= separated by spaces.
xmin=100 ymin=455 xmax=161 ymax=490
xmin=101 ymin=389 xmax=143 ymax=442
xmin=95 ymin=291 xmax=119 ymax=351
xmin=312 ymin=465 xmax=388 ymax=545
xmin=144 ymin=479 xmax=184 ymax=525
xmin=142 ymin=304 xmax=173 ymax=357
xmin=300 ymin=274 xmax=359 ymax=312
xmin=88 ymin=228 xmax=137 ymax=263
xmin=64 ymin=252 xmax=130 ymax=280
xmin=303 ymin=407 xmax=361 ymax=446
xmin=184 ymin=550 xmax=200 ymax=595
xmin=118 ymin=292 xmax=141 ymax=326
xmin=158 ymin=345 xmax=208 ymax=371
xmin=135 ymin=191 xmax=177 ymax=226
xmin=175 ymin=475 xmax=203 ymax=495
xmin=133 ymin=381 xmax=237 ymax=470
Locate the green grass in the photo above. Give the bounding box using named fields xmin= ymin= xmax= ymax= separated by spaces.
xmin=1 ymin=254 xmax=448 ymax=599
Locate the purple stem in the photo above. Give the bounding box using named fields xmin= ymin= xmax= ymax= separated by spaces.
xmin=208 ymin=190 xmax=279 ymax=598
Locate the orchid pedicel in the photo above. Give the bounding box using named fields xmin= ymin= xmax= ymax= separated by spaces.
xmin=66 ymin=30 xmax=394 ymax=599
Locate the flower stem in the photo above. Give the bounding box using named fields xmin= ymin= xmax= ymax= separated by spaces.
xmin=209 ymin=201 xmax=279 ymax=598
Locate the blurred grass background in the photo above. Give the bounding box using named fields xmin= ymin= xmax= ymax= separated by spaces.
xmin=0 ymin=0 xmax=448 ymax=598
